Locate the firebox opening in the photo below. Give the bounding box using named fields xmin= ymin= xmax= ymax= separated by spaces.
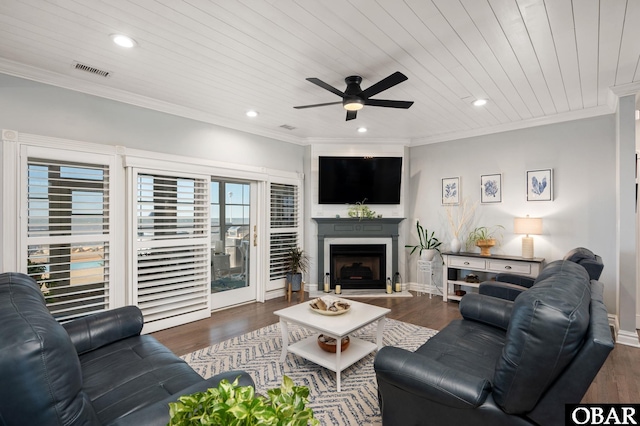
xmin=330 ymin=244 xmax=386 ymax=289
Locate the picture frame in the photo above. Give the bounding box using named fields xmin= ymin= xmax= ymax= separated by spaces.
xmin=442 ymin=177 xmax=460 ymax=205
xmin=481 ymin=174 xmax=502 ymax=203
xmin=526 ymin=169 xmax=553 ymax=201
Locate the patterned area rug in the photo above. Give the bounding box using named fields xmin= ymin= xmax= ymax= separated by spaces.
xmin=182 ymin=318 xmax=437 ymax=426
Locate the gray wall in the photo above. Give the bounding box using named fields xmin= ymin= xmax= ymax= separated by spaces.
xmin=406 ymin=115 xmax=618 ymax=311
xmin=0 ymin=73 xmax=304 ymax=172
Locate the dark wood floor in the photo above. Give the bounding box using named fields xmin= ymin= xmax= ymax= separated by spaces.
xmin=153 ymin=291 xmax=640 ymax=404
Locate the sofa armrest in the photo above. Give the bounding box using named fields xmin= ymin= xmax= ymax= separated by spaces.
xmin=494 ymin=273 xmax=536 ymax=287
xmin=63 ymin=306 xmax=144 ymax=355
xmin=479 ymin=281 xmax=527 ymax=301
xmin=374 ymin=346 xmax=490 ymax=409
xmin=459 ymin=293 xmax=513 ymax=330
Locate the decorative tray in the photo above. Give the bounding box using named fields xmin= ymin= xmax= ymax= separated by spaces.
xmin=309 ymin=297 xmax=351 ymax=315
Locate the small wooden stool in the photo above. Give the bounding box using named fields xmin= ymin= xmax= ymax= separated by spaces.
xmin=285 ymin=280 xmax=305 ymax=302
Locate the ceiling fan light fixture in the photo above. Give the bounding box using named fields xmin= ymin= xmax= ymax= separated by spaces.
xmin=343 ymin=98 xmax=364 ymax=111
xmin=472 ymin=98 xmax=488 ymax=107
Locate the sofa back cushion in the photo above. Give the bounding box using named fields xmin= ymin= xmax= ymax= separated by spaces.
xmin=492 ymin=261 xmax=591 ymax=414
xmin=0 ymin=273 xmax=99 ymax=425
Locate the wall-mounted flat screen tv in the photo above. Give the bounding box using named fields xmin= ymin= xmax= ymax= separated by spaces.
xmin=318 ymin=156 xmax=402 ymax=204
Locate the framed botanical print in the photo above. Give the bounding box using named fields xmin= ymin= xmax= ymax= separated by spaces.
xmin=481 ymin=174 xmax=502 ymax=203
xmin=442 ymin=177 xmax=460 ymax=205
xmin=526 ymin=169 xmax=552 ymax=201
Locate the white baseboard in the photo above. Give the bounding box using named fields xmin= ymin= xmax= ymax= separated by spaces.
xmin=609 ymin=313 xmax=640 ymax=347
xmin=616 ymin=329 xmax=640 ymax=347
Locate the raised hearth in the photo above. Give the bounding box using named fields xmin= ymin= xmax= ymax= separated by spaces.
xmin=313 ymin=218 xmax=404 ymax=290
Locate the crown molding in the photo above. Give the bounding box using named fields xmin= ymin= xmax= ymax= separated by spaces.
xmin=0 ymin=59 xmax=628 ymax=149
xmin=609 ymin=81 xmax=640 ymax=98
xmin=304 ymin=137 xmax=410 ymax=146
xmin=410 ymin=104 xmax=614 ymax=146
xmin=0 ymin=59 xmax=305 ymax=146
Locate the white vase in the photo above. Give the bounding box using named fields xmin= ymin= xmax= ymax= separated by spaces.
xmin=450 ymin=237 xmax=461 ymax=253
xmin=420 ymin=249 xmax=437 ymax=261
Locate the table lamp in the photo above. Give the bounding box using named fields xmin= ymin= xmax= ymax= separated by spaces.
xmin=514 ymin=215 xmax=543 ymax=258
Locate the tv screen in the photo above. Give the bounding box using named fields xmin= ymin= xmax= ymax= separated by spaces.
xmin=318 ymin=156 xmax=402 ymax=204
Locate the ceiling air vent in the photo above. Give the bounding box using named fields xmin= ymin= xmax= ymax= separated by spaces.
xmin=72 ymin=62 xmax=111 ymax=78
xmin=279 ymin=124 xmax=296 ymax=131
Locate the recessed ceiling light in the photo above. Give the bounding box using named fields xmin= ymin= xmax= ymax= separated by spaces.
xmin=357 ymin=127 xmax=367 ymax=133
xmin=472 ymin=98 xmax=488 ymax=107
xmin=111 ymin=34 xmax=136 ymax=48
xmin=246 ymin=110 xmax=259 ymax=118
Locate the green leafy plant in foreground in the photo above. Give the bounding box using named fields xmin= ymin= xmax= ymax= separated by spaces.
xmin=168 ymin=375 xmax=319 ymax=426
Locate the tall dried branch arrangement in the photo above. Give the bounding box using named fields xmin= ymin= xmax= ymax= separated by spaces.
xmin=445 ymin=198 xmax=477 ymax=238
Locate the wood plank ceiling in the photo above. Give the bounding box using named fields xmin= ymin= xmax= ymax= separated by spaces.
xmin=0 ymin=0 xmax=638 ymax=145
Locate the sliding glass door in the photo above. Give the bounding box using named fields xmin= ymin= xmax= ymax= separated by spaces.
xmin=210 ymin=179 xmax=257 ymax=310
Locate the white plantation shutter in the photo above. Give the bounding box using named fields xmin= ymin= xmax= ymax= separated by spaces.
xmin=132 ymin=170 xmax=210 ymax=333
xmin=269 ymin=182 xmax=301 ymax=280
xmin=26 ymin=158 xmax=111 ymax=322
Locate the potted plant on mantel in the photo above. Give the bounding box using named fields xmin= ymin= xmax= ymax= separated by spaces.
xmin=286 ymin=246 xmax=310 ymax=291
xmin=466 ymin=225 xmax=504 ymax=256
xmin=405 ymin=220 xmax=442 ymax=261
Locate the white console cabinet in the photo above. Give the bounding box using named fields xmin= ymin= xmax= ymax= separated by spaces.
xmin=441 ymin=252 xmax=544 ymax=302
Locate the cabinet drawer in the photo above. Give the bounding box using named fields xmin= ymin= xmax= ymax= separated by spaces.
xmin=449 ymin=257 xmax=486 ymax=269
xmin=487 ymin=260 xmax=531 ymax=274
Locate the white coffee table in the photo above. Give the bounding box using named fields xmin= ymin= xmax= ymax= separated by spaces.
xmin=274 ymin=299 xmax=390 ymax=392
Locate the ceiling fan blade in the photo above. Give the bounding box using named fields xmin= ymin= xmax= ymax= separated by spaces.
xmin=306 ymin=78 xmax=346 ymax=97
xmin=346 ymin=110 xmax=357 ymax=121
xmin=364 ymin=99 xmax=414 ymax=109
xmin=294 ymin=101 xmax=343 ymax=109
xmin=360 ymin=72 xmax=408 ymax=98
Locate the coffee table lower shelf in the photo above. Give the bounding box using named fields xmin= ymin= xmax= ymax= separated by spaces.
xmin=287 ymin=335 xmax=377 ymax=374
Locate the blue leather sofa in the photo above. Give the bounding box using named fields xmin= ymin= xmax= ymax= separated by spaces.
xmin=0 ymin=272 xmax=254 ymax=425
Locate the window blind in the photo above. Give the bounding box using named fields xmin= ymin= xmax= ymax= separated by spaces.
xmin=269 ymin=183 xmax=300 ymax=280
xmin=133 ymin=171 xmax=210 ymax=332
xmin=26 ymin=159 xmax=110 ymax=322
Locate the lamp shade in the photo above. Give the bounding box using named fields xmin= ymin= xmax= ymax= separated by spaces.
xmin=514 ymin=216 xmax=543 ymax=235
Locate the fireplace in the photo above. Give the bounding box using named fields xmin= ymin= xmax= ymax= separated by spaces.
xmin=313 ymin=217 xmax=403 ymax=292
xmin=330 ymin=244 xmax=386 ymax=289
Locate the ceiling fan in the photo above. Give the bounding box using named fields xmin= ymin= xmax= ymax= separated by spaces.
xmin=294 ymin=71 xmax=414 ymax=121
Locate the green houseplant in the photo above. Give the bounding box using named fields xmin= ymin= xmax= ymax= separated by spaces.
xmin=466 ymin=225 xmax=504 ymax=256
xmin=347 ymin=199 xmax=376 ymax=220
xmin=405 ymin=221 xmax=442 ymax=261
xmin=168 ymin=375 xmax=319 ymax=426
xmin=286 ymin=247 xmax=310 ymax=291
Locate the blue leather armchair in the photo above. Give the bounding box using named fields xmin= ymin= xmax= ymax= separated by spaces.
xmin=374 ymin=260 xmax=614 ymax=426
